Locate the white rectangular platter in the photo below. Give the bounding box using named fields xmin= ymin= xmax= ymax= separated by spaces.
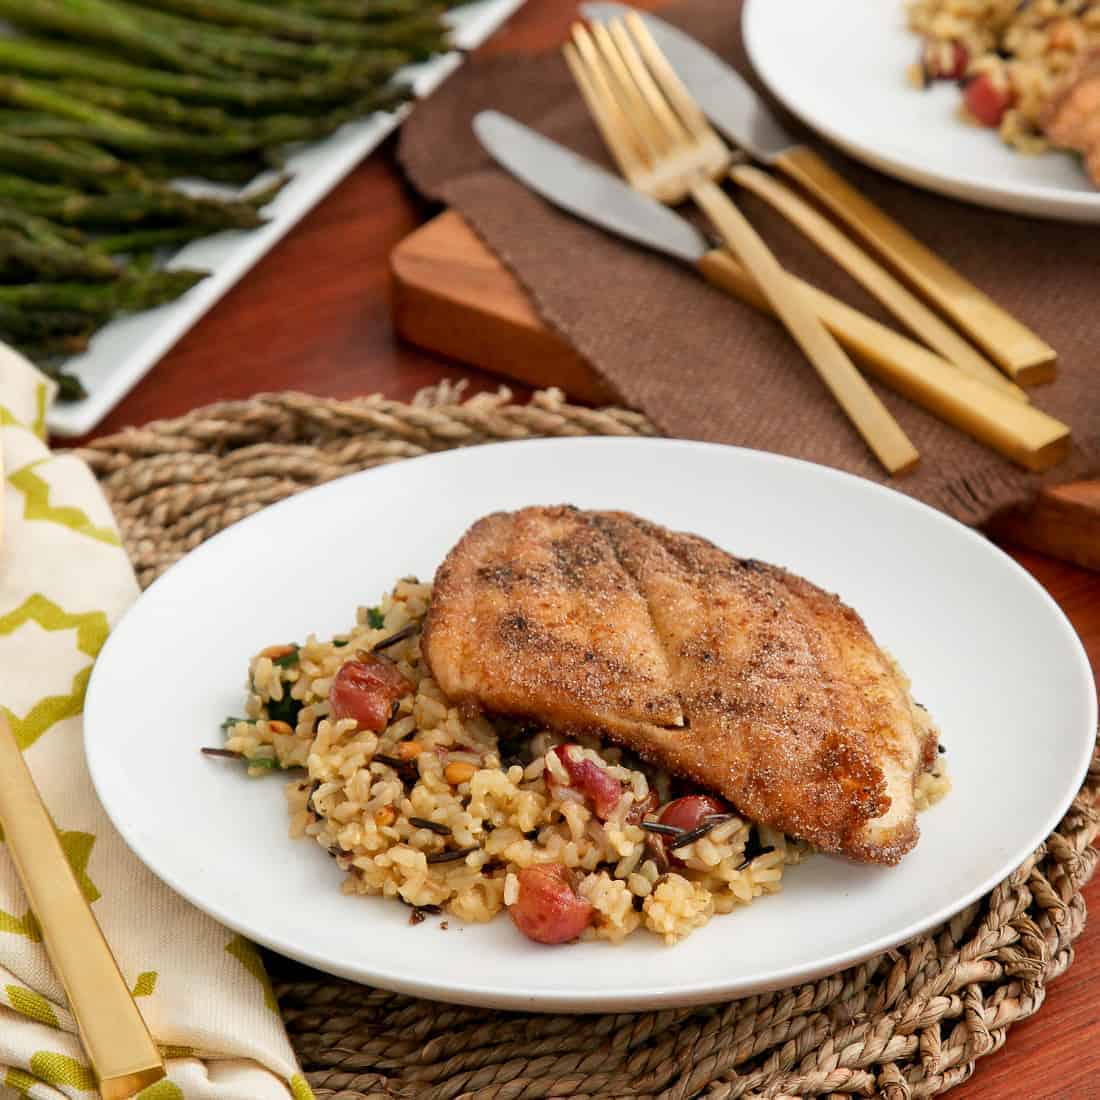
xmin=47 ymin=0 xmax=526 ymax=438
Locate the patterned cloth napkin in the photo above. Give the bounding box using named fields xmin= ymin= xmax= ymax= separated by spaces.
xmin=0 ymin=347 xmax=310 ymax=1100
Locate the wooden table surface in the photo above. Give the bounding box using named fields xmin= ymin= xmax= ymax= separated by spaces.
xmin=69 ymin=3 xmax=1099 ymax=1097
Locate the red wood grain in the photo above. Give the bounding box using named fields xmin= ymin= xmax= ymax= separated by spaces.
xmin=66 ymin=4 xmax=1098 ymax=1097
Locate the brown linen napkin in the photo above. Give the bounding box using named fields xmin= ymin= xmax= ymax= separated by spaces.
xmin=398 ymin=0 xmax=1100 ymax=524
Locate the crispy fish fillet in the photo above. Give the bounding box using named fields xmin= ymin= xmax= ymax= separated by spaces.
xmin=422 ymin=506 xmax=938 ymax=864
xmin=1042 ymin=48 xmax=1100 ymax=186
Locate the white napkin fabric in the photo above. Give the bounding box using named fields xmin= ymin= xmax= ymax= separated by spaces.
xmin=0 ymin=347 xmax=311 ymax=1100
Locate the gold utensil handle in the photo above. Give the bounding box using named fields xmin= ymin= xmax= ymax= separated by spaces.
xmin=730 ymin=164 xmax=1028 ymax=404
xmin=0 ymin=717 xmax=165 ymax=1100
xmin=690 ymin=176 xmax=920 ymax=477
xmin=774 ymin=146 xmax=1056 ymax=385
xmin=696 ymin=249 xmax=1070 ymax=472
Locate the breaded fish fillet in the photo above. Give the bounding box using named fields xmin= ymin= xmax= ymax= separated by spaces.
xmin=422 ymin=506 xmax=938 ymax=864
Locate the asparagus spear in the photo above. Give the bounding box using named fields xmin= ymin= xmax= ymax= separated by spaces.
xmin=18 ymin=334 xmax=91 ymax=358
xmin=130 ymin=154 xmax=271 ymax=184
xmin=8 ymin=186 xmax=270 ymax=229
xmin=52 ymin=83 xmax=234 ymax=134
xmin=88 ymin=225 xmax=218 ymax=254
xmin=0 ymin=228 xmax=118 ymax=280
xmin=1 ymin=118 xmax=271 ymax=157
xmin=0 ymin=0 xmax=231 ymax=78
xmin=0 ymin=133 xmax=126 ymax=186
xmin=0 ymin=268 xmax=207 ymax=311
xmin=0 ymin=36 xmax=405 ymax=108
xmin=108 ymin=0 xmax=407 ymax=76
xmin=0 ymin=81 xmax=411 ymax=156
xmin=0 ymin=199 xmax=85 ymax=245
xmin=138 ymin=0 xmax=447 ymax=48
xmin=0 ymin=304 xmax=99 ymax=339
xmin=0 ymin=77 xmax=151 ymax=136
xmin=36 ymin=363 xmax=87 ymax=401
xmin=264 ymin=0 xmax=445 ymax=21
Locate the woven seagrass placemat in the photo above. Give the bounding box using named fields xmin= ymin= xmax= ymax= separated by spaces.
xmin=74 ymin=388 xmax=1099 ymax=1100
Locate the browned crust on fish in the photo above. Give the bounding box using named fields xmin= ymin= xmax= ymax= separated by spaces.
xmin=423 ymin=506 xmax=938 ymax=864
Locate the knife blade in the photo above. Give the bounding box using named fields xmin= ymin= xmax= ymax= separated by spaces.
xmin=580 ymin=2 xmax=1057 ymax=384
xmin=471 ymin=110 xmax=1069 ymax=471
xmin=473 ymin=111 xmax=708 ymax=263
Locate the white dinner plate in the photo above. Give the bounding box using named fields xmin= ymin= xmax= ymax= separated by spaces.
xmin=44 ymin=0 xmax=526 ymax=438
xmin=85 ymin=439 xmax=1097 ymax=1011
xmin=742 ymin=0 xmax=1100 ymax=222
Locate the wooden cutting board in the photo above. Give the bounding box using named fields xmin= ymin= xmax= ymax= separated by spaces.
xmin=391 ymin=210 xmax=1099 ymax=571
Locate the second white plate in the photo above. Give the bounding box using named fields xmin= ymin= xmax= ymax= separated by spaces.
xmin=742 ymin=0 xmax=1100 ymax=222
xmin=84 ymin=439 xmax=1097 ymax=1011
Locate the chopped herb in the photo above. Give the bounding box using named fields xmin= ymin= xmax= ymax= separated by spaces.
xmin=409 ymin=817 xmax=451 ymax=836
xmin=372 ymin=623 xmax=420 ymax=653
xmin=266 ymin=694 xmax=302 ymax=727
xmin=200 ymin=747 xmax=294 ymax=771
xmin=245 ymin=756 xmax=284 ymax=771
xmin=220 ymin=716 xmax=253 ymax=731
xmin=272 ymin=646 xmax=300 ymax=668
xmin=639 ymin=821 xmax=683 ymax=838
xmin=367 ymin=607 xmax=385 ymax=629
xmin=333 ymin=638 xmax=349 ymax=648
xmin=426 ymin=846 xmax=479 ymax=865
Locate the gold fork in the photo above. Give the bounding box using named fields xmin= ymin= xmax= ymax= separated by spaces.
xmin=565 ymin=15 xmax=920 ymax=477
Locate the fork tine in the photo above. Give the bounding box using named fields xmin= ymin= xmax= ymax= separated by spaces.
xmin=623 ymin=10 xmax=715 ymax=141
xmin=571 ymin=24 xmax=659 ymax=167
xmin=603 ymin=18 xmax=693 ymax=152
xmin=564 ymin=41 xmax=632 ymax=175
xmin=588 ymin=21 xmax=677 ymax=158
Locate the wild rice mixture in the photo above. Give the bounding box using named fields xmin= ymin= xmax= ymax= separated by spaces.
xmin=214 ymin=580 xmax=951 ymax=945
xmin=907 ymin=0 xmax=1100 ymax=153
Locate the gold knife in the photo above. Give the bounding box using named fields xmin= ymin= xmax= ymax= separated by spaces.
xmin=0 ymin=714 xmax=165 ymax=1098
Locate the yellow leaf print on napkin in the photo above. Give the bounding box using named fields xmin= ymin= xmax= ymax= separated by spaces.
xmin=4 ymin=1066 xmax=39 ymax=1097
xmin=0 ymin=910 xmax=41 ymax=942
xmin=7 ymin=462 xmax=120 ymax=547
xmin=132 ymin=971 xmax=158 ymax=998
xmin=225 ymin=935 xmax=278 ymax=1014
xmin=0 ymin=594 xmax=108 ymax=751
xmin=5 ymin=986 xmax=58 ymax=1028
xmin=28 ymin=1051 xmax=95 ymax=1092
xmin=56 ymin=831 xmax=100 ymax=904
xmin=135 ymin=1080 xmax=184 ymax=1100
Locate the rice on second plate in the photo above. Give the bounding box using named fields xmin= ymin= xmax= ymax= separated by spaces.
xmin=907 ymin=0 xmax=1100 ymax=153
xmin=219 ymin=579 xmax=950 ymax=945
